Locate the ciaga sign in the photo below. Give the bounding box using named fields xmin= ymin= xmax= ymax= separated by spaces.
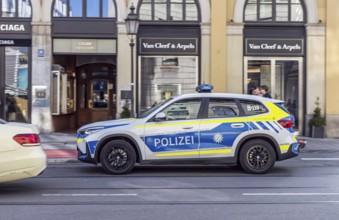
xmin=140 ymin=38 xmax=198 ymax=55
xmin=0 ymin=22 xmax=30 ymax=34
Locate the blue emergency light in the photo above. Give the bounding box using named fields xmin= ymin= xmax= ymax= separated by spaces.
xmin=196 ymin=84 xmax=214 ymax=93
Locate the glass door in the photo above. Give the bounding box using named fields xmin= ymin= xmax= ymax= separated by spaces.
xmin=244 ymin=57 xmax=303 ymax=131
xmin=77 ymin=63 xmax=116 ymax=127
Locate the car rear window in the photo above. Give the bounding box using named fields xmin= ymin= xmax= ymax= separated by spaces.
xmin=240 ymin=100 xmax=268 ymax=116
xmin=275 ymin=103 xmax=291 ymax=114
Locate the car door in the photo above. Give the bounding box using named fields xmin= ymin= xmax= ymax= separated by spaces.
xmin=143 ymin=98 xmax=203 ymax=160
xmin=199 ymin=98 xmax=249 ymax=158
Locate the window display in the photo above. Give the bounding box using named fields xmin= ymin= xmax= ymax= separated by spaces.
xmin=140 ymin=56 xmax=198 ymax=113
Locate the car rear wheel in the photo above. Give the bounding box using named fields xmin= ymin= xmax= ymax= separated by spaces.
xmin=239 ymin=139 xmax=276 ymax=174
xmin=100 ymin=140 xmax=136 ymax=175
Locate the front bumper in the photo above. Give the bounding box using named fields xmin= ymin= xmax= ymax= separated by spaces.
xmin=77 ymin=142 xmax=96 ymax=164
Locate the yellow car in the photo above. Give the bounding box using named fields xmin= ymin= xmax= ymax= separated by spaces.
xmin=0 ymin=119 xmax=47 ymax=183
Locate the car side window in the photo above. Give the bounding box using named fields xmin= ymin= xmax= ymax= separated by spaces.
xmin=240 ymin=100 xmax=268 ymax=116
xmin=207 ymin=98 xmax=240 ymax=118
xmin=161 ymin=99 xmax=202 ymax=121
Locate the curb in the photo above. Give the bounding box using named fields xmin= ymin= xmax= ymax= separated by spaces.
xmin=44 ymin=149 xmax=78 ymax=163
xmin=47 ymin=158 xmax=80 ymax=164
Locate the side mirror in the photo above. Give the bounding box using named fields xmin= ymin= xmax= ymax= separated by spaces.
xmin=154 ymin=112 xmax=166 ymax=121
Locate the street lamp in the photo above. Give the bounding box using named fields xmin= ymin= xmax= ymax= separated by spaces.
xmin=125 ymin=4 xmax=139 ymax=117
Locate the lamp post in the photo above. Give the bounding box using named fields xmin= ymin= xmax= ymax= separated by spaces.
xmin=125 ymin=4 xmax=139 ymax=118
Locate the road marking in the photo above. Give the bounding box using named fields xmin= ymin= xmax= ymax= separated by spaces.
xmin=42 ymin=193 xmax=138 ymax=197
xmin=243 ymin=193 xmax=339 ymax=196
xmin=301 ymin=158 xmax=339 ymax=161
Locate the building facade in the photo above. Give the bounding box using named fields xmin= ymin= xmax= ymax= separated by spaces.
xmin=0 ymin=0 xmax=338 ymax=138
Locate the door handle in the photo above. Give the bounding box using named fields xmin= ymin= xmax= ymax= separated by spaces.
xmin=182 ymin=126 xmax=193 ymax=130
xmin=231 ymin=123 xmax=244 ymax=128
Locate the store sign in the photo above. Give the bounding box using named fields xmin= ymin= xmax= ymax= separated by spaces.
xmin=245 ymin=38 xmax=304 ymax=56
xmin=53 ymin=39 xmax=117 ymax=54
xmin=0 ymin=22 xmax=30 ymax=33
xmin=72 ymin=40 xmax=97 ymax=53
xmin=140 ymin=38 xmax=198 ymax=55
xmin=0 ymin=39 xmax=31 ymax=46
xmin=0 ymin=24 xmax=25 ymax=31
xmin=0 ymin=39 xmax=14 ymax=45
xmin=162 ymin=57 xmax=178 ymax=66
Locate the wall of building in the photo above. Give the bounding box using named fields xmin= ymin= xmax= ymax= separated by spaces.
xmin=325 ymin=0 xmax=339 ymax=137
xmin=23 ymin=0 xmax=339 ymax=137
xmin=210 ymin=0 xmax=227 ymax=92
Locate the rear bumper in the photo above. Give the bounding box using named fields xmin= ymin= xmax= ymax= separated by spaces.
xmin=279 ymin=140 xmax=306 ymax=161
xmin=0 ymin=147 xmax=47 ymax=183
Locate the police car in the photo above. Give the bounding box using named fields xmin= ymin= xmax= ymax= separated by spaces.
xmin=77 ymin=84 xmax=305 ymax=174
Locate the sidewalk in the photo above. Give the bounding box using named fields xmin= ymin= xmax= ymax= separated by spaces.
xmin=40 ymin=132 xmax=339 ymax=163
xmin=40 ymin=132 xmax=78 ymax=163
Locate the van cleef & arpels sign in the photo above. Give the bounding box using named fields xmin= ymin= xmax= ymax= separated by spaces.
xmin=140 ymin=38 xmax=198 ymax=55
xmin=245 ymin=38 xmax=304 ymax=56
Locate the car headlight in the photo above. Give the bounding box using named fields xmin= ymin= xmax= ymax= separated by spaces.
xmin=79 ymin=126 xmax=105 ymax=136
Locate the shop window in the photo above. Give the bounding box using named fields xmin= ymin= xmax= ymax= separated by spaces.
xmin=140 ymin=56 xmax=198 ymax=113
xmin=51 ymin=65 xmax=76 ymax=115
xmin=139 ymin=0 xmax=199 ymax=21
xmin=244 ymin=0 xmax=305 ymax=23
xmin=5 ymin=47 xmax=30 ymax=122
xmin=53 ymin=0 xmax=116 ymax=18
xmin=1 ymin=0 xmax=31 ymax=17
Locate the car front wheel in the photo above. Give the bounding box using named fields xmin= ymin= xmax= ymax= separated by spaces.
xmin=100 ymin=140 xmax=136 ymax=175
xmin=239 ymin=139 xmax=276 ymax=174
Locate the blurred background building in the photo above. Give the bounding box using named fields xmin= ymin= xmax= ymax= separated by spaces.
xmin=0 ymin=0 xmax=337 ymax=138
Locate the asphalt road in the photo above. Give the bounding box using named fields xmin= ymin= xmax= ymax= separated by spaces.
xmin=1 ymin=147 xmax=339 ymax=220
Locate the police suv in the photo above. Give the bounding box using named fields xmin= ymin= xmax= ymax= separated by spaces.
xmin=77 ymin=85 xmax=305 ymax=174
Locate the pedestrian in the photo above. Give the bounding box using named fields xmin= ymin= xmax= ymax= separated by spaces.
xmin=249 ymin=86 xmax=261 ymax=96
xmin=259 ymin=85 xmax=272 ymax=98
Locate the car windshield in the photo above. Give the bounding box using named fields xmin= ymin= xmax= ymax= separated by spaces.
xmin=138 ymin=98 xmax=173 ymax=119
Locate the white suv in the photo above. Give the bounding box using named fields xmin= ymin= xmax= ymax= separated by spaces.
xmin=77 ymin=87 xmax=305 ymax=174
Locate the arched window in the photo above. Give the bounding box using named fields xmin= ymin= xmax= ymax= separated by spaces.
xmin=139 ymin=0 xmax=199 ymax=21
xmin=0 ymin=0 xmax=31 ymax=17
xmin=53 ymin=0 xmax=116 ymax=18
xmin=244 ymin=0 xmax=305 ymax=23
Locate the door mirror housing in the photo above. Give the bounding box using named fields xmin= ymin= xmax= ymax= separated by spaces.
xmin=154 ymin=112 xmax=166 ymax=121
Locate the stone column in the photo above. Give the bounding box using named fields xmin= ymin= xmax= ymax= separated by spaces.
xmin=305 ymin=24 xmax=325 ymax=137
xmin=226 ymin=23 xmax=244 ymax=94
xmin=31 ymin=22 xmax=53 ymax=132
xmin=200 ymin=23 xmax=211 ymax=84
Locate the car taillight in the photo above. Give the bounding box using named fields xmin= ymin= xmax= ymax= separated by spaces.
xmin=278 ymin=119 xmax=294 ymax=128
xmin=13 ymin=134 xmax=40 ymax=146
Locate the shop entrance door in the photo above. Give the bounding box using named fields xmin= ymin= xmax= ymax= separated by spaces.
xmin=77 ymin=63 xmax=116 ymax=127
xmin=0 ymin=46 xmax=30 ymax=122
xmin=244 ymin=57 xmax=303 ymax=132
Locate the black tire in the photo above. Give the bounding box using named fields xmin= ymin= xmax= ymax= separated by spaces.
xmin=239 ymin=139 xmax=276 ymax=174
xmin=100 ymin=140 xmax=136 ymax=175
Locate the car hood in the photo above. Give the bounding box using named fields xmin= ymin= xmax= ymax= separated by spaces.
xmin=78 ymin=118 xmax=137 ymax=131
